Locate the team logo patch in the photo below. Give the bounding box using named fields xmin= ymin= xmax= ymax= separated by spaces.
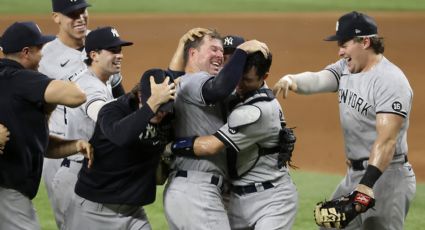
xmin=229 ymin=128 xmax=237 ymax=134
xmin=392 ymin=101 xmax=402 ymax=112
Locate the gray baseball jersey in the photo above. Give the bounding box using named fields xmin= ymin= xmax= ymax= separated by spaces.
xmin=173 ymin=71 xmax=227 ymax=176
xmin=215 ymin=86 xmax=298 ymax=229
xmin=65 ymin=69 xmax=114 ymax=143
xmin=325 ymin=56 xmax=412 ymax=160
xmin=322 ymin=56 xmax=415 ymax=229
xmin=39 ymin=38 xmax=87 ymax=137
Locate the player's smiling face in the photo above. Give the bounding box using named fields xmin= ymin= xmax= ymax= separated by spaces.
xmin=193 ymin=35 xmax=223 ymax=75
xmin=54 ymin=8 xmax=89 ymax=45
xmin=338 ymin=38 xmax=369 ymax=74
xmin=91 ymin=46 xmax=123 ymax=78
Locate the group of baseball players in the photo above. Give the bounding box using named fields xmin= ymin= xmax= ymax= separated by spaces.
xmin=0 ymin=0 xmax=416 ymax=229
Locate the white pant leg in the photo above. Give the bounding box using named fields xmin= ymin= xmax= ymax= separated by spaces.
xmin=0 ymin=187 xmax=40 ymax=230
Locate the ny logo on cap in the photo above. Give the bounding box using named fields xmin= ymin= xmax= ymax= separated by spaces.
xmin=335 ymin=21 xmax=339 ymax=32
xmin=70 ymin=0 xmax=77 ymax=2
xmin=355 ymin=29 xmax=361 ymax=34
xmin=223 ymin=37 xmax=234 ymax=46
xmin=111 ymin=28 xmax=120 ymax=37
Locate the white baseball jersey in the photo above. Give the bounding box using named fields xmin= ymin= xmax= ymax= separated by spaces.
xmin=325 ymin=56 xmax=412 ymax=160
xmin=65 ymin=69 xmax=114 ymax=160
xmin=39 ymin=38 xmax=87 ymax=136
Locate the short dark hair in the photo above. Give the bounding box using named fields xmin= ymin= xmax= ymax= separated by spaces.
xmin=243 ymin=51 xmax=272 ymax=79
xmin=84 ymin=50 xmax=99 ymax=66
xmin=183 ymin=29 xmax=222 ymax=67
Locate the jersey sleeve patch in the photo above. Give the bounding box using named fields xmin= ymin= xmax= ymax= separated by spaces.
xmin=228 ymin=105 xmax=261 ymax=129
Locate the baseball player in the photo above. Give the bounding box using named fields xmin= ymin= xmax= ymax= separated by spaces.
xmin=171 ymin=50 xmax=298 ymax=230
xmin=39 ymin=0 xmax=125 ymax=227
xmin=163 ymin=28 xmax=269 ymax=230
xmin=0 ymin=124 xmax=10 ymax=154
xmin=223 ymin=35 xmax=245 ymax=64
xmin=65 ymin=69 xmax=175 ymax=230
xmin=53 ymin=26 xmax=133 ymax=227
xmin=273 ymin=11 xmax=416 ymax=229
xmin=0 ymin=21 xmax=93 ymax=230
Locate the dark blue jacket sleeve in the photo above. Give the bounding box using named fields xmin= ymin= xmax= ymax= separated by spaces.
xmin=98 ymin=101 xmax=155 ymax=147
xmin=202 ymin=49 xmax=247 ymax=104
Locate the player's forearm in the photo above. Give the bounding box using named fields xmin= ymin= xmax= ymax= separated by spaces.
xmin=46 ymin=135 xmax=80 ymax=158
xmin=292 ymin=70 xmax=338 ymax=94
xmin=194 ymin=135 xmax=225 ymax=156
xmin=44 ymin=80 xmax=86 ymax=108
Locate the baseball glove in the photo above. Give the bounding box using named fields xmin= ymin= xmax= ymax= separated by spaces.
xmin=277 ymin=127 xmax=296 ymax=169
xmin=314 ymin=191 xmax=375 ymax=229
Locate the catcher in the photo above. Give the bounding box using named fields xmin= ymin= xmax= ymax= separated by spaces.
xmin=171 ymin=48 xmax=299 ymax=229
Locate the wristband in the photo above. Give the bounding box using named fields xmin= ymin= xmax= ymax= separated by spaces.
xmin=171 ymin=136 xmax=198 ymax=157
xmin=359 ymin=164 xmax=383 ymax=188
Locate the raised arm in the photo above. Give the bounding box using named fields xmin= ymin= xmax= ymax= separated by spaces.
xmin=203 ymin=40 xmax=269 ymax=104
xmin=272 ymin=70 xmax=338 ymax=99
xmin=44 ymin=80 xmax=86 ymax=107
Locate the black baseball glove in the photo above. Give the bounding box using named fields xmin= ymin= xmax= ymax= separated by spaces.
xmin=314 ymin=190 xmax=375 ymax=229
xmin=277 ymin=127 xmax=296 ymax=169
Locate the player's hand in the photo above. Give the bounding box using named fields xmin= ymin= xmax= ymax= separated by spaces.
xmin=237 ymin=40 xmax=269 ymax=58
xmin=147 ymin=76 xmax=176 ymax=111
xmin=0 ymin=124 xmax=10 ymax=154
xmin=272 ymin=74 xmax=298 ymax=99
xmin=180 ymin=28 xmax=210 ymax=44
xmin=76 ymin=140 xmax=94 ymax=168
xmin=354 ymin=184 xmax=375 ymax=212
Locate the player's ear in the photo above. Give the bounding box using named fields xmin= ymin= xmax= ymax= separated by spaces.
xmin=263 ymin=72 xmax=269 ymax=80
xmin=52 ymin=12 xmax=60 ymax=24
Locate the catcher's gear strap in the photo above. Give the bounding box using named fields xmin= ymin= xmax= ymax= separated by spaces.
xmin=359 ymin=164 xmax=383 ymax=188
xmin=171 ymin=136 xmax=198 ymax=157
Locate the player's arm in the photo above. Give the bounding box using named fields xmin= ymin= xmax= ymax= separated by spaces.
xmin=44 ymin=80 xmax=86 ymax=108
xmin=87 ymin=100 xmax=108 ymax=122
xmin=0 ymin=124 xmax=10 ymax=154
xmin=45 ymin=135 xmax=94 ymax=168
xmin=272 ymin=70 xmax=338 ymax=99
xmin=203 ymin=40 xmax=269 ymax=104
xmin=169 ymin=28 xmax=210 ymax=73
xmin=171 ymin=135 xmax=225 ymax=157
xmin=355 ymin=113 xmax=404 ymax=198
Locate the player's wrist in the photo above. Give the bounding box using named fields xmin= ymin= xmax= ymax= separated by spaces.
xmin=171 ymin=136 xmax=198 ymax=157
xmin=359 ymin=164 xmax=382 ymax=189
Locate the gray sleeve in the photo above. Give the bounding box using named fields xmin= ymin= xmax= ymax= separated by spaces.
xmin=78 ymin=78 xmax=109 ymax=115
xmin=374 ymin=70 xmax=412 ymax=117
xmin=178 ymin=72 xmax=213 ymax=106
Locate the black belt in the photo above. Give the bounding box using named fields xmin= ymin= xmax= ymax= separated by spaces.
xmin=60 ymin=158 xmax=83 ymax=168
xmin=232 ymin=181 xmax=274 ymax=195
xmin=175 ymin=170 xmax=220 ymax=186
xmin=350 ymin=155 xmax=408 ymax=171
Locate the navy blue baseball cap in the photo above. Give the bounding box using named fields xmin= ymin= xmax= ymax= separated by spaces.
xmin=85 ymin=27 xmax=133 ymax=53
xmin=325 ymin=11 xmax=378 ymax=42
xmin=52 ymin=0 xmax=91 ymax=14
xmin=223 ymin=35 xmax=245 ymax=55
xmin=140 ymin=68 xmax=174 ymax=113
xmin=0 ymin=21 xmax=55 ymax=54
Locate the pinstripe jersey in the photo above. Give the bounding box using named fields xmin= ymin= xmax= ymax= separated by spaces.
xmin=65 ymin=69 xmax=114 ymax=160
xmin=325 ymin=56 xmax=412 ymax=160
xmin=215 ymin=85 xmax=289 ymax=185
xmin=39 ymin=38 xmax=87 ymax=137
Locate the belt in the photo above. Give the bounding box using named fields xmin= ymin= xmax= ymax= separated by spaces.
xmin=60 ymin=158 xmax=83 ymax=168
xmin=231 ymin=181 xmax=274 ymax=195
xmin=349 ymin=155 xmax=408 ymax=171
xmin=175 ymin=170 xmax=220 ymax=186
